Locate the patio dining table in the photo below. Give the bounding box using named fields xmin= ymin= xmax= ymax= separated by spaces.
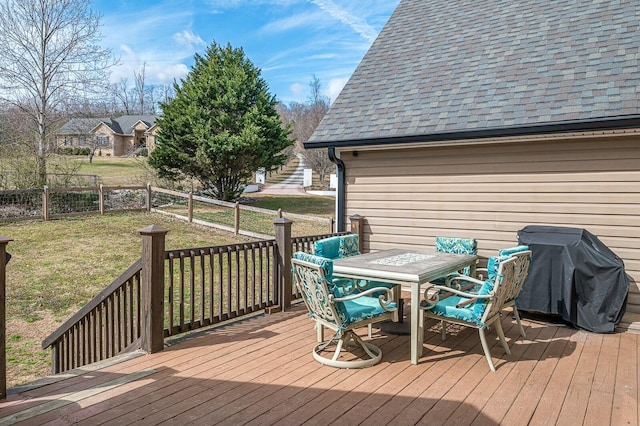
xmin=332 ymin=248 xmax=478 ymax=365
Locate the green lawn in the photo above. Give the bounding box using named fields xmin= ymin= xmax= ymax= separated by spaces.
xmin=71 ymin=156 xmax=156 ymax=186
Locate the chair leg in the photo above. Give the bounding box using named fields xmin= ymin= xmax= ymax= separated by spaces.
xmin=368 ymin=324 xmax=372 ymax=338
xmin=331 ymin=337 xmax=345 ymax=362
xmin=316 ymin=323 xmax=326 ymax=342
xmin=479 ymin=328 xmax=496 ymax=372
xmin=313 ymin=330 xmax=383 ymax=368
xmin=494 ymin=318 xmax=511 ymax=355
xmin=513 ymin=309 xmax=526 ymax=338
xmin=440 ymin=320 xmax=446 ymax=340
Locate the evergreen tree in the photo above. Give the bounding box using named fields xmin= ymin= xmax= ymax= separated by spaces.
xmin=149 ymin=42 xmax=292 ymax=201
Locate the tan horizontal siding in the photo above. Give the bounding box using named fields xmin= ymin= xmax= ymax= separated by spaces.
xmin=341 ymin=135 xmax=640 ymax=318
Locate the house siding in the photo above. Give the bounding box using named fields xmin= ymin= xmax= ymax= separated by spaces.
xmin=340 ymin=134 xmax=640 ymax=317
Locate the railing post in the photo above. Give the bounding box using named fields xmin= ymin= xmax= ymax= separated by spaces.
xmin=188 ymin=192 xmax=193 ymax=223
xmin=99 ymin=184 xmax=105 ymax=215
xmin=330 ymin=217 xmax=335 ymax=233
xmin=43 ymin=186 xmax=49 ymax=221
xmin=234 ymin=202 xmax=240 ymax=235
xmin=273 ymin=217 xmax=293 ymax=311
xmin=146 ymin=183 xmax=152 ymax=212
xmin=0 ymin=236 xmax=12 ymax=400
xmin=350 ymin=214 xmax=365 ymax=253
xmin=138 ymin=225 xmax=168 ymax=353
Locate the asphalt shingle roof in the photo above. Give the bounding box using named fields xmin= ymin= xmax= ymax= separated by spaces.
xmin=307 ymin=0 xmax=640 ymax=147
xmin=57 ymin=115 xmax=158 ymax=136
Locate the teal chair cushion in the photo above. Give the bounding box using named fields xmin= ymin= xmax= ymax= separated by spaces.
xmin=498 ymin=245 xmax=530 ymax=257
xmin=427 ymin=279 xmax=494 ymax=327
xmin=433 ymin=236 xmax=478 ymax=284
xmin=339 ymin=234 xmax=360 ymax=258
xmin=486 ymin=255 xmax=509 ymax=280
xmin=435 ymin=237 xmax=478 ymax=254
xmin=314 ymin=236 xmax=342 ymax=259
xmin=342 ymin=297 xmax=397 ymax=326
xmin=486 ymin=246 xmax=530 ymax=280
xmin=292 ymin=251 xmax=395 ymax=327
xmin=314 ymin=234 xmax=361 ymax=259
xmin=293 ymin=251 xmax=333 ymax=277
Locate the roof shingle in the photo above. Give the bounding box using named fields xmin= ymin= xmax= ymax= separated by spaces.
xmin=308 ymin=0 xmax=640 ymax=146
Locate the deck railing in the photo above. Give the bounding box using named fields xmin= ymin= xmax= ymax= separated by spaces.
xmin=164 ymin=239 xmax=278 ymax=336
xmin=0 ymin=237 xmax=13 ymax=400
xmin=39 ymin=218 xmax=356 ymax=375
xmin=41 ymin=261 xmax=144 ymax=374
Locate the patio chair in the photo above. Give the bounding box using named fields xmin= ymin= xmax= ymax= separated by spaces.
xmin=433 ymin=236 xmax=478 ymax=286
xmin=292 ymin=252 xmax=398 ymax=368
xmin=419 ymin=252 xmax=529 ymax=371
xmin=314 ymin=235 xmax=398 ymax=335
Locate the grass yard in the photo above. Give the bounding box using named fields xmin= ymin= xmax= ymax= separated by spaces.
xmin=1 ymin=192 xmax=334 ymax=389
xmin=71 ymin=156 xmax=158 ymax=187
xmin=1 ymin=212 xmax=257 ymax=388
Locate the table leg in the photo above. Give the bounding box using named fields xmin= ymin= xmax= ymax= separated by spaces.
xmin=411 ymin=284 xmax=423 ymax=364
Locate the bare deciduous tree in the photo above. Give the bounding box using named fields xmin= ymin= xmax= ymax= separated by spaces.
xmin=282 ymin=75 xmax=334 ymax=186
xmin=110 ymin=78 xmax=135 ymax=115
xmin=0 ymin=0 xmax=114 ymax=186
xmin=134 ymin=62 xmax=147 ymax=114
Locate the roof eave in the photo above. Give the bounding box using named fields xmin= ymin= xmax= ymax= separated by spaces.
xmin=304 ymin=115 xmax=640 ymax=149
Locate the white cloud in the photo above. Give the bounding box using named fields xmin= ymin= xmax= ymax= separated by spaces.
xmin=173 ymin=30 xmax=206 ymax=49
xmin=309 ymin=0 xmax=378 ymax=42
xmin=260 ymin=10 xmax=326 ymax=33
xmin=289 ymin=82 xmax=306 ymax=97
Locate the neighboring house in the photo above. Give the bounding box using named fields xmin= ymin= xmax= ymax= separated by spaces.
xmin=57 ymin=115 xmax=159 ymax=156
xmin=306 ymin=0 xmax=640 ymax=329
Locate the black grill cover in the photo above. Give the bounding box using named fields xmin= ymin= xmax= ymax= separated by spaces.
xmin=517 ymin=225 xmax=629 ymax=333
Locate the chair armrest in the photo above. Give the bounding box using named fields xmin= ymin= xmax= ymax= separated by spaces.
xmin=421 ymin=284 xmax=492 ymax=309
xmin=445 ymin=274 xmax=485 ymax=288
xmin=331 ymin=277 xmax=359 ymax=295
xmin=333 ymin=286 xmax=397 ymax=312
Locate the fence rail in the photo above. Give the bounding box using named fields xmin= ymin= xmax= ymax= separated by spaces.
xmin=0 ymin=185 xmax=332 ymax=238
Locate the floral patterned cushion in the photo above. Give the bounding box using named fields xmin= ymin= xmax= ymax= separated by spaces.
xmin=293 ymin=251 xmax=333 ymax=277
xmin=433 ymin=236 xmax=478 ymax=283
xmin=339 ymin=234 xmax=361 ymax=258
xmin=435 ymin=236 xmax=478 ymax=255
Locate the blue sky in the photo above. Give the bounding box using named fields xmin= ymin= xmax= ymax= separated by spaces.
xmin=92 ymin=0 xmax=399 ymax=105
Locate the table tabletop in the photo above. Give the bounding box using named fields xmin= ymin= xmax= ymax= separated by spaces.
xmin=332 ymin=248 xmax=477 ymax=285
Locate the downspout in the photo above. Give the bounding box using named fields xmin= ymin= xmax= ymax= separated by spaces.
xmin=328 ymin=147 xmax=345 ymax=232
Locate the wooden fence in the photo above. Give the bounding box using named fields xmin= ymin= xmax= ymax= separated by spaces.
xmin=0 ymin=185 xmax=334 ymax=238
xmin=37 ymin=219 xmax=357 ymax=376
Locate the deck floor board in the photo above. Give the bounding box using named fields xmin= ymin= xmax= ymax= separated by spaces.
xmin=1 ymin=304 xmax=638 ymax=426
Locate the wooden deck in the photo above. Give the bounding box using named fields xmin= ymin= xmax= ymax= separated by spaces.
xmin=1 ymin=302 xmax=638 ymax=425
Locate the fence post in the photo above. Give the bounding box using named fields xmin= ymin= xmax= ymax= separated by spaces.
xmin=99 ymin=184 xmax=105 ymax=215
xmin=138 ymin=225 xmax=168 ymax=354
xmin=273 ymin=217 xmax=293 ymax=311
xmin=0 ymin=236 xmax=12 ymax=400
xmin=234 ymin=202 xmax=241 ymax=235
xmin=146 ymin=183 xmax=152 ymax=212
xmin=350 ymin=214 xmax=365 ymax=253
xmin=43 ymin=186 xmax=49 ymax=221
xmin=188 ymin=192 xmax=193 ymax=223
